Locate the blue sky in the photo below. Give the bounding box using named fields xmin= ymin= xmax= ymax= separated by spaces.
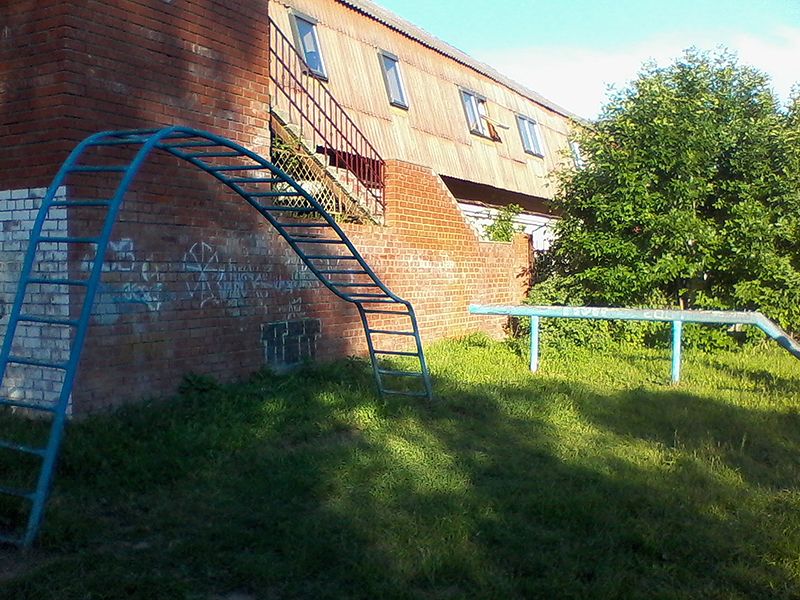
xmin=377 ymin=0 xmax=800 ymax=118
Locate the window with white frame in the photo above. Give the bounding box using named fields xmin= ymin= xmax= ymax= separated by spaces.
xmin=570 ymin=140 xmax=586 ymax=169
xmin=378 ymin=51 xmax=408 ymax=109
xmin=291 ymin=13 xmax=327 ymax=79
xmin=460 ymin=89 xmax=502 ymax=141
xmin=516 ymin=115 xmax=545 ymax=156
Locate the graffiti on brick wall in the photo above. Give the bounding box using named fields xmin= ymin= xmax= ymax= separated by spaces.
xmin=183 ymin=240 xmax=319 ymax=308
xmin=83 ymin=238 xmax=166 ymax=323
xmin=262 ymin=317 xmax=321 ymax=370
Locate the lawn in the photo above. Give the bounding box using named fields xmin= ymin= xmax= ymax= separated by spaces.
xmin=1 ymin=335 xmax=799 ymax=599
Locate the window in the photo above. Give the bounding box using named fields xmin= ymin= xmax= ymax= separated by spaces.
xmin=570 ymin=140 xmax=586 ymax=169
xmin=516 ymin=115 xmax=545 ymax=157
xmin=378 ymin=51 xmax=408 ymax=109
xmin=460 ymin=90 xmax=502 ymax=141
xmin=291 ymin=13 xmax=327 ymax=79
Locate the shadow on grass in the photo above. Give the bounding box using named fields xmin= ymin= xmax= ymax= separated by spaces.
xmin=1 ymin=348 xmax=799 ymax=599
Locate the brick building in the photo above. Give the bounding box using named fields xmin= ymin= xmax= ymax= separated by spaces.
xmin=0 ymin=0 xmax=581 ymax=413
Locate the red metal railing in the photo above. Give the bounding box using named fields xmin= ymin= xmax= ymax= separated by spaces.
xmin=269 ymin=19 xmax=385 ymax=217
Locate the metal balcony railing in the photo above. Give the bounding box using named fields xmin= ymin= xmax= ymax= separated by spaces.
xmin=269 ymin=19 xmax=385 ymax=218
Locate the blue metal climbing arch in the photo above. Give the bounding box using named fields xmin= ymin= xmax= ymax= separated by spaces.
xmin=0 ymin=126 xmax=433 ymax=548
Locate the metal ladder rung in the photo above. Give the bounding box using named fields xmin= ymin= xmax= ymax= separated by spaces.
xmin=0 ymin=533 xmax=23 ymax=547
xmin=380 ymin=389 xmax=429 ymax=397
xmin=276 ymin=222 xmax=331 ymax=228
xmin=328 ymin=282 xmax=377 ymax=287
xmin=291 ymin=239 xmax=345 ymax=245
xmin=347 ymin=293 xmax=390 ymax=298
xmin=318 ymin=269 xmax=367 ymax=275
xmin=256 ymin=206 xmax=317 ymax=213
xmin=27 ymin=277 xmax=89 ymax=287
xmin=69 ymin=165 xmax=128 ymax=173
xmin=160 ymin=141 xmax=222 ymax=148
xmin=7 ymin=355 xmax=68 ymax=370
xmin=0 ymin=397 xmax=57 ymax=413
xmin=49 ymin=200 xmax=112 ymax=207
xmin=363 ymin=309 xmax=411 ymax=315
xmin=227 ymin=177 xmax=283 ymax=183
xmin=183 ymin=151 xmax=243 ymax=158
xmin=0 ymin=485 xmax=35 ymax=501
xmin=0 ymin=439 xmax=46 ymax=457
xmin=17 ymin=314 xmax=78 ymax=327
xmin=377 ymin=369 xmax=424 ymax=378
xmin=367 ymin=329 xmax=415 ymax=336
xmin=207 ymin=165 xmax=263 ymax=172
xmin=305 ymin=255 xmax=357 ymax=260
xmin=350 ymin=298 xmax=397 ymax=304
xmin=37 ymin=236 xmax=100 ymax=245
xmin=373 ymin=350 xmax=418 ymax=356
xmin=87 ymin=138 xmax=151 ymax=147
xmin=249 ymin=191 xmax=304 ymax=197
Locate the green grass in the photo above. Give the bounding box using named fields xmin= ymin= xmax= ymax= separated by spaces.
xmin=1 ymin=336 xmax=800 ymax=599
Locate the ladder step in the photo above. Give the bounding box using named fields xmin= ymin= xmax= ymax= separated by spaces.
xmin=37 ymin=236 xmax=99 ymax=245
xmin=347 ymin=293 xmax=391 ymax=298
xmin=377 ymin=369 xmax=424 ymax=378
xmin=0 ymin=397 xmax=57 ymax=413
xmin=373 ymin=350 xmax=418 ymax=356
xmin=350 ymin=298 xmax=397 ymax=304
xmin=276 ymin=222 xmax=332 ymax=228
xmin=249 ymin=191 xmax=304 ymax=197
xmin=207 ymin=165 xmax=263 ymax=172
xmin=290 ymin=238 xmax=345 ymax=244
xmin=17 ymin=314 xmax=79 ymax=327
xmin=368 ymin=329 xmax=415 ymax=336
xmin=7 ymin=355 xmax=68 ymax=370
xmin=49 ymin=199 xmax=112 ymax=207
xmin=380 ymin=389 xmax=429 ymax=398
xmin=69 ymin=165 xmax=128 ymax=173
xmin=159 ymin=141 xmax=221 ymax=148
xmin=257 ymin=206 xmax=317 ymax=213
xmin=87 ymin=137 xmax=151 ymax=147
xmin=0 ymin=439 xmax=46 ymax=457
xmin=227 ymin=177 xmax=283 ymax=183
xmin=183 ymin=151 xmax=243 ymax=158
xmin=27 ymin=277 xmax=89 ymax=287
xmin=328 ymin=282 xmax=377 ymax=287
xmin=0 ymin=485 xmax=35 ymax=501
xmin=0 ymin=533 xmax=23 ymax=547
xmin=318 ymin=269 xmax=367 ymax=275
xmin=305 ymin=255 xmax=357 ymax=260
xmin=363 ymin=309 xmax=411 ymax=315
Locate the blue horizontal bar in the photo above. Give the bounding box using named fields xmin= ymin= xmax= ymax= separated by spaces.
xmin=0 ymin=398 xmax=56 ymax=413
xmin=249 ymin=191 xmax=303 ymax=197
xmin=37 ymin=236 xmax=99 ymax=244
xmin=380 ymin=389 xmax=428 ymax=397
xmin=0 ymin=439 xmax=46 ymax=456
xmin=373 ymin=350 xmax=418 ymax=356
xmin=7 ymin=355 xmax=68 ymax=369
xmin=0 ymin=533 xmax=22 ymax=547
xmin=468 ymin=305 xmax=763 ymax=325
xmin=49 ymin=199 xmax=112 ymax=207
xmin=69 ymin=165 xmax=127 ymax=173
xmin=377 ymin=369 xmax=423 ymax=377
xmin=17 ymin=314 xmax=79 ymax=327
xmin=27 ymin=277 xmax=89 ymax=287
xmin=0 ymin=485 xmax=35 ymax=501
xmin=291 ymin=239 xmax=344 ymax=244
xmin=276 ymin=222 xmax=331 ymax=228
xmin=469 ymin=304 xmax=800 ymax=361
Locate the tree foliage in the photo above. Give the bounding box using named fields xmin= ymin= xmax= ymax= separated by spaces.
xmin=544 ymin=49 xmax=800 ymax=332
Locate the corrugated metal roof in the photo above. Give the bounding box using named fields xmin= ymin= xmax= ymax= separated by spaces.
xmin=337 ymin=0 xmax=586 ymax=122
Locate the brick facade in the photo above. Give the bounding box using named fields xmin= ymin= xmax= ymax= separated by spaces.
xmin=1 ymin=0 xmax=529 ymax=414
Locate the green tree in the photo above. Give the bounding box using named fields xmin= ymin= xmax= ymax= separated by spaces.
xmin=545 ymin=49 xmax=800 ymax=332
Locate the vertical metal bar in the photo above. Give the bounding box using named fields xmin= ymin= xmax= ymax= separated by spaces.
xmin=671 ymin=319 xmax=682 ymax=384
xmin=530 ymin=316 xmax=540 ymax=372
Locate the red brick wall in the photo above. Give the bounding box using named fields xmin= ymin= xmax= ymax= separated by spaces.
xmin=0 ymin=0 xmax=271 ymax=191
xmin=1 ymin=0 xmax=529 ymax=414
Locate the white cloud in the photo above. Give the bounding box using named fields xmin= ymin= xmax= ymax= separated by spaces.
xmin=478 ymin=26 xmax=800 ymax=120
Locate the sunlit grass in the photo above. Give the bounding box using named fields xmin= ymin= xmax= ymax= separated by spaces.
xmin=1 ymin=335 xmax=799 ymax=599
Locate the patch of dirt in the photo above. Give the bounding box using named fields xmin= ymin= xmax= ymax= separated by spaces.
xmin=0 ymin=546 xmax=51 ymax=581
